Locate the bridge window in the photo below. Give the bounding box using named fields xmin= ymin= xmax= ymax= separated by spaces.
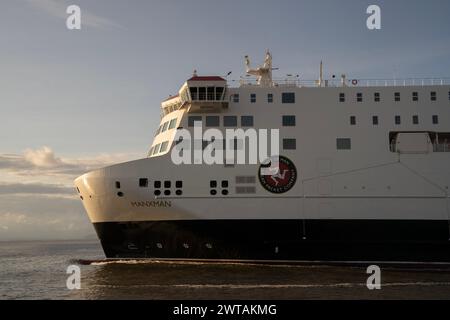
xmin=350 ymin=116 xmax=356 ymax=125
xmin=250 ymin=94 xmax=256 ymax=103
xmin=413 ymin=115 xmax=419 ymax=125
xmin=198 ymin=87 xmax=206 ymax=100
xmin=337 ymin=138 xmax=351 ymax=150
xmin=169 ymin=118 xmax=177 ymax=129
xmin=190 ymin=87 xmax=198 ymax=100
xmin=431 ymin=91 xmax=437 ymax=101
xmin=216 ymin=87 xmax=224 ymax=100
xmin=241 ymin=116 xmax=254 ymax=127
xmin=412 ymin=92 xmax=418 ymax=102
xmin=283 ymin=138 xmax=296 ymax=150
xmin=433 ymin=115 xmax=439 ymax=124
xmin=206 ymin=116 xmax=220 ymax=127
xmin=188 ymin=116 xmax=202 ymax=127
xmin=161 ymin=121 xmax=169 ymax=132
xmin=224 ymin=116 xmax=237 ymax=127
xmin=357 ymin=93 xmax=363 ymax=102
xmin=395 ymin=115 xmax=401 ymax=125
xmin=395 ymin=92 xmax=400 ymax=102
xmin=207 ymin=87 xmax=215 ymax=100
xmin=282 ymin=115 xmax=296 ymax=126
xmin=160 ymin=141 xmax=169 ymax=152
xmin=339 ymin=93 xmax=345 ymax=102
xmin=153 ymin=144 xmax=160 ymax=155
xmin=268 ymin=93 xmax=273 ymax=103
xmin=374 ymin=92 xmax=380 ymax=102
xmin=282 ymin=92 xmax=295 ymax=104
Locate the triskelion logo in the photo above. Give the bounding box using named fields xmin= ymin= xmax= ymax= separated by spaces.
xmin=259 ymin=156 xmax=297 ymax=194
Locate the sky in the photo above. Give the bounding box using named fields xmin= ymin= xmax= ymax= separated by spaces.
xmin=0 ymin=0 xmax=450 ymax=240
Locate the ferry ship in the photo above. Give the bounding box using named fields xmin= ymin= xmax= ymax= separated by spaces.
xmin=75 ymin=52 xmax=450 ymax=262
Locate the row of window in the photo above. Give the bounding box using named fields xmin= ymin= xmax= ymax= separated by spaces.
xmin=188 ymin=115 xmax=254 ymax=127
xmin=349 ymin=115 xmax=440 ymax=126
xmin=188 ymin=115 xmax=297 ymax=128
xmin=150 ymin=141 xmax=169 ymax=156
xmin=231 ymin=92 xmax=295 ymax=104
xmin=139 ymin=179 xmax=183 ymax=196
xmin=339 ymin=91 xmax=448 ymax=103
xmin=189 ymin=87 xmax=225 ymax=101
xmin=156 ymin=118 xmax=177 ymax=136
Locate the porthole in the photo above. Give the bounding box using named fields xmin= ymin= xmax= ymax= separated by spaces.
xmin=176 ymin=190 xmax=182 ymax=196
xmin=80 ymin=196 xmax=84 ymax=200
xmin=154 ymin=190 xmax=161 ymax=196
xmin=222 ymin=190 xmax=229 ymax=196
xmin=164 ymin=190 xmax=171 ymax=196
xmin=210 ymin=190 xmax=217 ymax=196
xmin=117 ymin=192 xmax=124 ymax=197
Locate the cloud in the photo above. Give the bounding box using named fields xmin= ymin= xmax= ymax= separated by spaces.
xmin=0 ymin=182 xmax=74 ymax=195
xmin=0 ymin=146 xmax=138 ymax=178
xmin=25 ymin=0 xmax=122 ymax=29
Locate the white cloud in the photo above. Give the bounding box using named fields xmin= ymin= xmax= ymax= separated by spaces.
xmin=25 ymin=0 xmax=123 ymax=29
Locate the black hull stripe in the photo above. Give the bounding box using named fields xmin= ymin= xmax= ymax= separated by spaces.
xmin=93 ymin=219 xmax=450 ymax=262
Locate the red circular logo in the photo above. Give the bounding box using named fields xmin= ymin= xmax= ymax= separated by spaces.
xmin=259 ymin=156 xmax=297 ymax=194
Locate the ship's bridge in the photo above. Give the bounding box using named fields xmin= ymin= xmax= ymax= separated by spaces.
xmin=161 ymin=75 xmax=228 ymax=117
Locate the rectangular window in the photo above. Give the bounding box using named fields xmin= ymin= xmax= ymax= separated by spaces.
xmin=350 ymin=116 xmax=356 ymax=125
xmin=164 ymin=181 xmax=171 ymax=188
xmin=139 ymin=178 xmax=148 ymax=187
xmin=210 ymin=180 xmax=217 ymax=188
xmin=175 ymin=181 xmax=183 ymax=188
xmin=115 ymin=181 xmax=121 ymax=189
xmin=206 ymin=116 xmax=220 ymax=127
xmin=189 ymin=87 xmax=198 ymax=100
xmin=395 ymin=115 xmax=401 ymax=125
xmin=221 ymin=180 xmax=229 ymax=188
xmin=160 ymin=141 xmax=169 ymax=152
xmin=236 ymin=176 xmax=256 ymax=184
xmin=282 ymin=92 xmax=295 ymax=104
xmin=339 ymin=93 xmax=345 ymax=102
xmin=412 ymin=92 xmax=418 ymax=102
xmin=267 ymin=93 xmax=273 ymax=103
xmin=153 ymin=144 xmax=160 ymax=155
xmin=241 ymin=116 xmax=254 ymax=127
xmin=215 ymin=87 xmax=224 ymax=100
xmin=431 ymin=91 xmax=437 ymax=101
xmin=432 ymin=115 xmax=439 ymax=124
xmin=336 ymin=138 xmax=351 ymax=150
xmin=374 ymin=92 xmax=380 ymax=102
xmin=188 ymin=116 xmax=202 ymax=127
xmin=154 ymin=181 xmax=161 ymax=189
xmin=282 ymin=115 xmax=296 ymax=126
xmin=232 ymin=94 xmax=239 ymax=103
xmin=372 ymin=116 xmax=379 ymax=125
xmin=161 ymin=121 xmax=169 ymax=132
xmin=448 ymin=91 xmax=450 ymax=101
xmin=412 ymin=115 xmax=419 ymax=125
xmin=198 ymin=87 xmax=206 ymax=100
xmin=250 ymin=94 xmax=256 ymax=103
xmin=395 ymin=92 xmax=400 ymax=102
xmin=357 ymin=93 xmax=363 ymax=102
xmin=168 ymin=118 xmax=177 ymax=129
xmin=283 ymin=138 xmax=296 ymax=150
xmin=207 ymin=87 xmax=214 ymax=100
xmin=224 ymin=116 xmax=237 ymax=127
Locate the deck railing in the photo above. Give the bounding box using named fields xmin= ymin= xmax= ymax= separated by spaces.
xmin=236 ymin=77 xmax=450 ymax=88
